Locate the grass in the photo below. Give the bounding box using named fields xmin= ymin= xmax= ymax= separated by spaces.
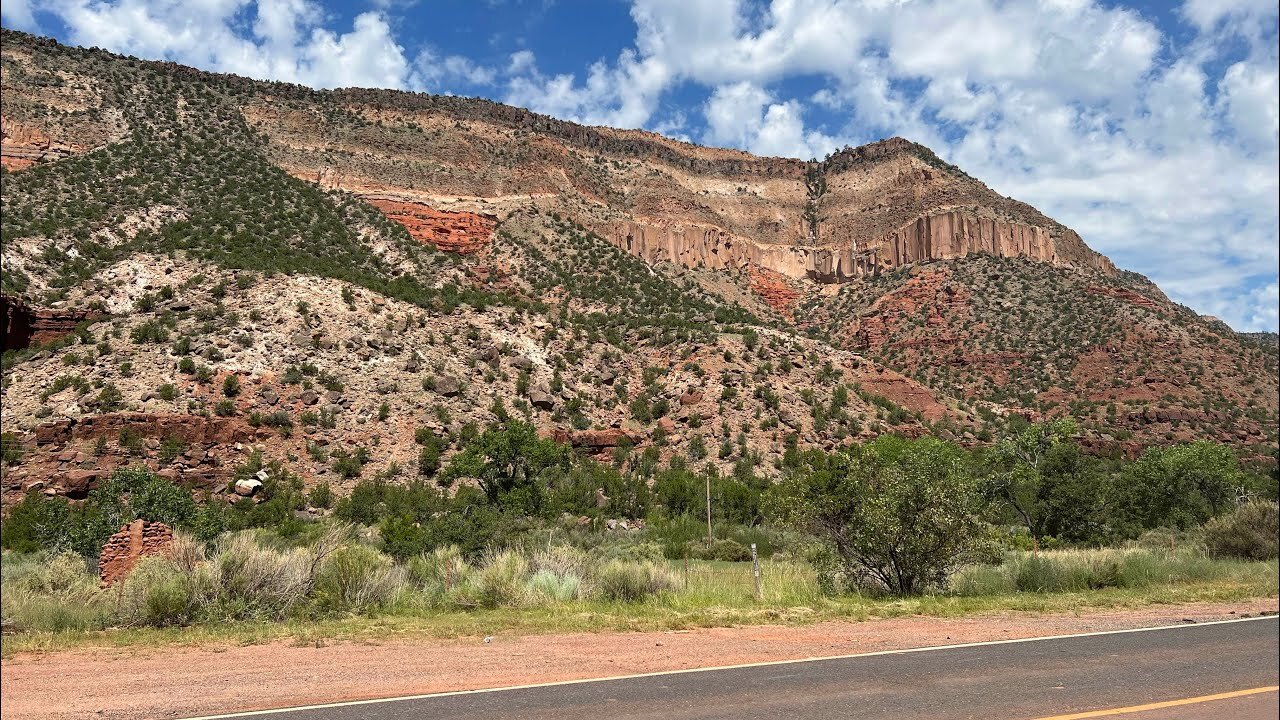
xmin=3 ymin=548 xmax=1274 ymax=659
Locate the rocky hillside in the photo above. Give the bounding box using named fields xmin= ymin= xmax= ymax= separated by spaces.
xmin=1 ymin=30 xmax=1275 ymax=507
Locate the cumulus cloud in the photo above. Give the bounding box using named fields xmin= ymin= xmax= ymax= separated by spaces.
xmin=47 ymin=0 xmax=412 ymax=90
xmin=702 ymin=82 xmax=833 ymax=159
xmin=0 ymin=0 xmax=39 ymax=31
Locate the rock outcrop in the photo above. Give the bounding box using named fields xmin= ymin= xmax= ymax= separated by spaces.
xmin=33 ymin=413 xmax=253 ymax=446
xmin=366 ymin=198 xmax=497 ymax=254
xmin=603 ymin=209 xmax=1113 ymax=286
xmin=99 ymin=520 xmax=175 ymax=587
xmin=1087 ymin=285 xmax=1160 ymax=310
xmin=549 ymin=428 xmax=639 ymax=454
xmin=1 ymin=116 xmax=76 ymax=171
xmin=2 ymin=295 xmax=100 ymax=351
xmin=747 ymin=265 xmax=802 ymax=317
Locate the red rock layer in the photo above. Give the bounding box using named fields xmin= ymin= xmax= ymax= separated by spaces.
xmin=99 ymin=520 xmax=175 ymax=587
xmin=1 ymin=116 xmax=76 ymax=171
xmin=849 ymin=270 xmax=969 ymax=350
xmin=33 ymin=413 xmax=253 ymax=447
xmin=748 ymin=265 xmax=802 ymax=317
xmin=366 ymin=199 xmax=497 ymax=254
xmin=2 ymin=295 xmax=101 ymax=350
xmin=1086 ymin=285 xmax=1159 ymax=310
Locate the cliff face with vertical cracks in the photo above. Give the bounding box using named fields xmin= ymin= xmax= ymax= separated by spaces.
xmin=366 ymin=198 xmax=497 ymax=254
xmin=875 ymin=212 xmax=1115 ymax=274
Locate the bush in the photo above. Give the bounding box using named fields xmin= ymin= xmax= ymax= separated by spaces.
xmin=687 ymin=538 xmax=752 ymax=562
xmin=456 ymin=550 xmax=529 ymax=609
xmin=768 ymin=437 xmax=995 ymax=595
xmin=1204 ymin=501 xmax=1279 ymax=560
xmin=594 ymin=560 xmax=677 ymax=602
xmin=314 ymin=544 xmax=404 ymax=613
xmin=206 ymin=532 xmax=314 ymax=620
xmin=307 ymin=482 xmax=334 ymax=509
xmin=526 ymin=545 xmax=587 ymax=602
xmin=113 ymin=556 xmax=197 ymax=627
xmin=405 ymin=545 xmax=472 ymax=603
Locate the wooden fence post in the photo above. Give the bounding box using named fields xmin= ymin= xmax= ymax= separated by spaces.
xmin=751 ymin=543 xmax=762 ymax=601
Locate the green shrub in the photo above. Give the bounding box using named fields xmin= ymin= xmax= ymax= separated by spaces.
xmin=454 ymin=550 xmax=529 ymax=609
xmin=314 ymin=544 xmax=404 ymax=613
xmin=307 ymin=482 xmax=334 ymax=510
xmin=113 ymin=556 xmax=196 ymax=627
xmin=405 ymin=545 xmax=472 ymax=603
xmin=594 ymin=560 xmax=677 ymax=602
xmin=1 ymin=431 xmax=23 ymax=465
xmin=1204 ymin=501 xmax=1279 ymax=560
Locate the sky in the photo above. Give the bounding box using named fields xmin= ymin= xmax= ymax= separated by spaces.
xmin=3 ymin=1 xmax=1277 ymax=332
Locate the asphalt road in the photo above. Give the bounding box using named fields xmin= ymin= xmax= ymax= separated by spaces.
xmin=190 ymin=616 xmax=1278 ymax=720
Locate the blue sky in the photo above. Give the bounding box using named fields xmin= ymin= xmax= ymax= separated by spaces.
xmin=3 ymin=1 xmax=1277 ymax=331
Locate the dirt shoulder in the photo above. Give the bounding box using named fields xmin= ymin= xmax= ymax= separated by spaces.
xmin=2 ymin=599 xmax=1276 ymax=720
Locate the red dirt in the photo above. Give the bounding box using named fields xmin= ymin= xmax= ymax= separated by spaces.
xmin=2 ymin=599 xmax=1273 ymax=720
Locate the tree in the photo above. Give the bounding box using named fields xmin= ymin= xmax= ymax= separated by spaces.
xmin=442 ymin=422 xmax=570 ymax=513
xmin=768 ymin=436 xmax=994 ymax=596
xmin=1113 ymin=441 xmax=1242 ymax=533
xmin=989 ymin=418 xmax=1079 ymax=543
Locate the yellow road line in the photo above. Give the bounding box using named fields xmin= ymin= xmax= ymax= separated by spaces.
xmin=1032 ymin=685 xmax=1279 ymax=719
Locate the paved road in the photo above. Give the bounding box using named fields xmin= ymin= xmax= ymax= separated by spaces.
xmin=190 ymin=617 xmax=1278 ymax=720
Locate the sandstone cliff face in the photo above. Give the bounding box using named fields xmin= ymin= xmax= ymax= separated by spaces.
xmin=0 ymin=115 xmax=76 ymax=170
xmin=601 ymin=208 xmax=1112 ymax=285
xmin=874 ymin=211 xmax=1116 ymax=274
xmin=365 ymin=198 xmax=497 ymax=254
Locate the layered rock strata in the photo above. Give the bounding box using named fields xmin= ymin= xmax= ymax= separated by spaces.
xmin=0 ymin=116 xmax=75 ymax=170
xmin=2 ymin=295 xmax=100 ymax=350
xmin=366 ymin=198 xmax=497 ymax=254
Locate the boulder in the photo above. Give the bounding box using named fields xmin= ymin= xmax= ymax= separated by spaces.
xmin=60 ymin=469 xmax=102 ymax=499
xmin=529 ymin=388 xmax=556 ymax=410
xmin=510 ymin=356 xmax=534 ymax=371
xmin=234 ymin=478 xmax=263 ymax=497
xmin=434 ymin=376 xmax=460 ymax=397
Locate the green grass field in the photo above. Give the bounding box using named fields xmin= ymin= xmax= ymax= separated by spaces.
xmin=3 ymin=548 xmax=1275 ymax=658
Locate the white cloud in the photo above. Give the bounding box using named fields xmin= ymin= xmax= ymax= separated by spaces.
xmin=502 ymin=49 xmax=670 ymax=128
xmin=702 ymin=81 xmax=833 ymax=159
xmin=415 ymin=49 xmax=497 ymax=89
xmin=48 ymin=0 xmax=412 ymax=90
xmin=0 ymin=0 xmax=39 ymax=31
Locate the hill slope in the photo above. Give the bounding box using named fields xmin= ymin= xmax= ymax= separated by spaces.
xmin=1 ymin=30 xmax=1275 ymax=505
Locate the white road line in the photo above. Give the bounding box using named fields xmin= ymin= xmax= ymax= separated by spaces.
xmin=178 ymin=614 xmax=1278 ymax=719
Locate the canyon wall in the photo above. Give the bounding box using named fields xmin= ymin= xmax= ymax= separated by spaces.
xmin=602 ymin=209 xmax=1115 ymax=284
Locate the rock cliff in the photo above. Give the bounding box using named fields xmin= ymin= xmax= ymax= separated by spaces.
xmin=365 ymin=198 xmax=497 ymax=254
xmin=0 ymin=115 xmax=76 ymax=171
xmin=2 ymin=294 xmax=99 ymax=350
